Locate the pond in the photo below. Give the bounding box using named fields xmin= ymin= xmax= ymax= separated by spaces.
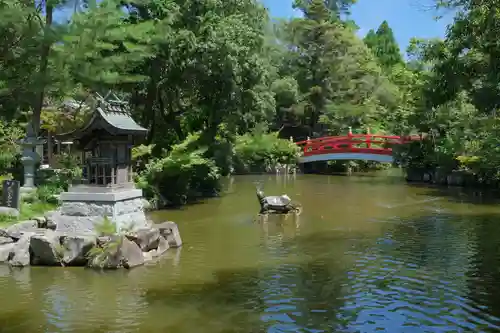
xmin=2 ymin=171 xmax=500 ymax=332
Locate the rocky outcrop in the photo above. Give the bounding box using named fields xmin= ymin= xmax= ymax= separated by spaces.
xmin=5 ymin=220 xmax=38 ymax=240
xmin=125 ymin=228 xmax=160 ymax=252
xmin=0 ymin=236 xmax=13 ymax=245
xmin=9 ymin=233 xmax=31 ymax=267
xmin=30 ymin=229 xmax=61 ymax=266
xmin=0 ymin=207 xmax=19 ymax=217
xmin=0 ymin=243 xmax=14 ymax=262
xmin=0 ymin=220 xmax=182 ymax=269
xmin=61 ymin=234 xmax=96 ymax=266
xmin=87 ymin=236 xmax=145 ymax=269
xmin=156 ymin=221 xmax=182 ymax=248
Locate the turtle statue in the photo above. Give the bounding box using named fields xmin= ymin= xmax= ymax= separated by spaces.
xmin=256 ymin=188 xmax=302 ymax=215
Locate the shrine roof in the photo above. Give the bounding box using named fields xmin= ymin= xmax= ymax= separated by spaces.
xmin=57 ymin=93 xmax=147 ymax=140
xmin=96 ymin=101 xmax=147 ymax=133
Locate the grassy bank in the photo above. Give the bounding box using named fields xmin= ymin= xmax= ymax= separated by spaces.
xmin=0 ymin=202 xmax=57 ymax=228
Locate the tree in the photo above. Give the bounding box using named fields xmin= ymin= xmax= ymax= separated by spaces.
xmin=58 ymin=0 xmax=278 ymax=180
xmin=0 ymin=0 xmax=42 ymax=121
xmin=293 ymin=0 xmax=357 ymax=17
xmin=363 ymin=29 xmax=377 ymax=49
xmin=363 ymin=20 xmax=403 ymax=70
xmin=278 ymin=0 xmax=396 ymax=136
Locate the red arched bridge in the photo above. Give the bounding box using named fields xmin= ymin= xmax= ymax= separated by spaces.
xmin=295 ymin=131 xmax=422 ymax=163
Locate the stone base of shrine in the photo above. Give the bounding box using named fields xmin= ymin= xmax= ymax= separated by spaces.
xmin=52 ymin=186 xmax=150 ymax=234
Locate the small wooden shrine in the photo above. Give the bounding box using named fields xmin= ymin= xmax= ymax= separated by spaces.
xmin=57 ymin=92 xmax=147 ymax=188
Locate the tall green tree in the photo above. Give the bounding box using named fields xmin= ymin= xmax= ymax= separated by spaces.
xmin=363 ymin=21 xmax=403 ymax=71
xmin=363 ymin=29 xmax=377 ymax=50
xmin=0 ymin=0 xmax=41 ymax=121
xmin=60 ymin=0 xmax=276 ymax=151
xmin=293 ymin=0 xmax=357 ymax=17
xmin=280 ymin=0 xmax=397 ymax=136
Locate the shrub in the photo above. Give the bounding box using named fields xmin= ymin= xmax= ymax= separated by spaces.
xmin=233 ymin=130 xmax=300 ymax=174
xmin=0 ymin=121 xmax=23 ymax=176
xmin=35 ymin=153 xmax=82 ymax=203
xmin=131 ymin=144 xmax=154 ymax=174
xmin=36 ymin=184 xmax=61 ymax=204
xmin=136 ymin=133 xmax=221 ymax=207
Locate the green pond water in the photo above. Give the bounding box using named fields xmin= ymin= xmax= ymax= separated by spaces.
xmin=2 ymin=171 xmax=500 ymax=332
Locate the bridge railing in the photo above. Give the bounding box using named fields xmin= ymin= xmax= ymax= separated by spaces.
xmin=294 ymin=133 xmax=421 ymax=156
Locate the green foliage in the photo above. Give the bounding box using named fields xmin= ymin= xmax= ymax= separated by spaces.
xmin=0 ymin=201 xmax=56 ymax=227
xmin=132 ymin=144 xmax=155 ymax=173
xmin=363 ymin=21 xmax=403 ymax=70
xmin=36 ymin=184 xmax=61 ymax=205
xmin=395 ymin=0 xmax=500 ymax=185
xmin=94 ymin=217 xmax=117 ymax=236
xmin=35 ymin=153 xmax=82 ymax=203
xmin=275 ymin=0 xmax=399 ymax=137
xmin=0 ymin=121 xmax=23 ymax=174
xmin=233 ymin=130 xmax=300 ymax=174
xmin=136 ymin=133 xmax=221 ymax=207
xmin=86 ymin=230 xmax=122 ymax=269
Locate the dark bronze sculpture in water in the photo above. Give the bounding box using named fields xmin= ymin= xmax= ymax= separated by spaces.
xmin=256 ymin=188 xmax=302 ymax=216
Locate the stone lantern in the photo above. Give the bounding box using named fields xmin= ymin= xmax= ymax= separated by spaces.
xmin=51 ymin=93 xmax=149 ymax=233
xmin=19 ymin=123 xmax=45 ymax=193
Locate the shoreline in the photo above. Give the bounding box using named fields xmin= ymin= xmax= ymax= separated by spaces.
xmin=404 ymin=168 xmax=499 ymax=189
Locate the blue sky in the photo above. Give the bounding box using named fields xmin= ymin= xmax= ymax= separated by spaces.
xmin=262 ymin=0 xmax=455 ymax=53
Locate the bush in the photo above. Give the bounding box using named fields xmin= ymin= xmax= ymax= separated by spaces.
xmin=131 ymin=144 xmax=154 ymax=174
xmin=0 ymin=121 xmax=23 ymax=176
xmin=136 ymin=133 xmax=221 ymax=207
xmin=233 ymin=130 xmax=300 ymax=174
xmin=36 ymin=184 xmax=61 ymax=204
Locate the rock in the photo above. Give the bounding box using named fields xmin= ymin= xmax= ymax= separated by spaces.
xmin=30 ymin=229 xmax=61 ymax=266
xmin=0 ymin=243 xmax=14 ymax=262
xmin=0 ymin=228 xmax=9 ymax=238
xmin=155 ymin=236 xmax=170 ymax=256
xmin=9 ymin=233 xmax=31 ymax=267
xmin=142 ymin=199 xmax=151 ymax=211
xmin=87 ymin=236 xmax=122 ymax=269
xmin=433 ymin=167 xmax=448 ymax=185
xmin=60 ymin=234 xmax=96 ymax=266
xmin=146 ymin=219 xmax=155 ymax=228
xmin=46 ymin=219 xmax=57 ymax=230
xmin=156 ymin=222 xmax=182 ymax=248
xmin=0 ymin=207 xmax=19 ymax=217
xmin=0 ymin=236 xmax=13 ymax=245
xmin=44 ymin=211 xmax=57 ymax=230
xmin=87 ymin=236 xmax=144 ymax=269
xmin=5 ymin=220 xmax=38 ymax=240
xmin=142 ymin=251 xmax=154 ymax=263
xmin=33 ymin=216 xmax=47 ymax=228
xmin=120 ymin=238 xmax=145 ymax=269
xmin=125 ymin=228 xmax=160 ymax=252
xmin=447 ymin=171 xmax=466 ymax=187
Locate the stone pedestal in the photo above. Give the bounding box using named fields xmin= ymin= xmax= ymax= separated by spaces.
xmin=52 ymin=185 xmax=149 ymax=234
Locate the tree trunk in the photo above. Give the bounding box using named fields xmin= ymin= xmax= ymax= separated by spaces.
xmin=32 ymin=5 xmax=53 ymax=135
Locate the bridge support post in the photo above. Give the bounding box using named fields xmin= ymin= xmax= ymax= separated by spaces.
xmin=366 ymin=127 xmax=371 ymax=148
xmin=347 ymin=127 xmax=352 ymax=149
